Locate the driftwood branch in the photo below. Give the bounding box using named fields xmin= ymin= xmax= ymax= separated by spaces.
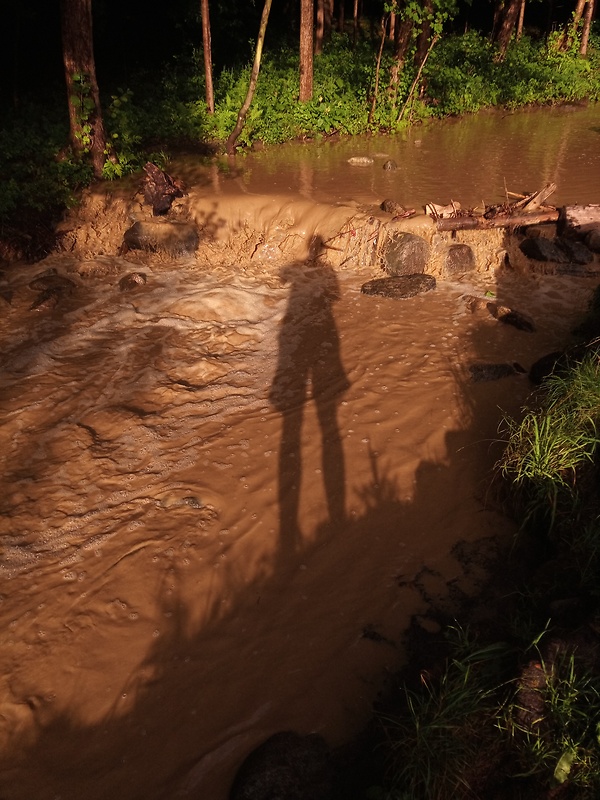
xmin=436 ymin=209 xmax=560 ymax=231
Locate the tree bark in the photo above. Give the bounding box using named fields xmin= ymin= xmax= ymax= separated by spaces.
xmin=225 ymin=0 xmax=273 ymax=154
xmin=436 ymin=210 xmax=560 ymax=231
xmin=60 ymin=0 xmax=109 ymax=178
xmin=388 ymin=18 xmax=413 ymax=101
xmin=315 ymin=0 xmax=324 ymax=55
xmin=368 ymin=15 xmax=388 ymax=125
xmin=580 ymin=0 xmax=595 ymax=54
xmin=200 ymin=0 xmax=215 ymax=114
xmin=300 ymin=0 xmax=314 ymax=101
xmin=516 ymin=0 xmax=526 ymax=39
xmin=337 ymin=0 xmax=345 ymax=32
xmin=559 ymin=0 xmax=586 ymax=50
xmin=414 ymin=0 xmax=433 ymax=68
xmin=494 ymin=0 xmax=522 ymax=61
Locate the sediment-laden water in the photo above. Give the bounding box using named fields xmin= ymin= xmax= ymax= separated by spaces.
xmin=0 ymin=104 xmax=598 ymax=799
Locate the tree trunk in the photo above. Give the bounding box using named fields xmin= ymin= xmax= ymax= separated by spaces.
xmin=324 ymin=0 xmax=333 ymax=40
xmin=388 ymin=18 xmax=413 ymax=100
xmin=299 ymin=0 xmax=314 ymax=101
xmin=60 ymin=0 xmax=109 ymax=178
xmin=337 ymin=0 xmax=345 ymax=33
xmin=352 ymin=0 xmax=359 ymax=46
xmin=494 ymin=0 xmax=521 ymax=61
xmin=516 ymin=0 xmax=526 ymax=39
xmin=580 ymin=0 xmax=595 ymax=55
xmin=315 ymin=0 xmax=324 ymax=54
xmin=368 ymin=15 xmax=388 ymax=125
xmin=414 ymin=0 xmax=433 ymax=68
xmin=200 ymin=0 xmax=215 ymax=114
xmin=559 ymin=0 xmax=586 ymax=50
xmin=225 ymin=0 xmax=273 ymax=154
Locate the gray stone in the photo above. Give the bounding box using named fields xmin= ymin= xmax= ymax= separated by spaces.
xmin=469 ymin=363 xmax=526 ymax=383
xmin=444 ymin=244 xmax=476 ymax=276
xmin=229 ymin=731 xmax=334 ymax=800
xmin=519 ymin=237 xmax=570 ymax=262
xmin=585 ymin=227 xmax=600 ymax=253
xmin=123 ymin=220 xmax=199 ymax=255
xmin=382 ymin=232 xmax=430 ymax=276
xmin=382 ymin=159 xmax=397 ymax=170
xmin=556 ymin=237 xmax=594 ymax=264
xmin=361 ymin=274 xmax=436 ymax=299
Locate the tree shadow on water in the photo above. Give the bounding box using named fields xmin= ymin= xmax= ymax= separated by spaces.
xmin=268 ymin=246 xmax=350 ymax=564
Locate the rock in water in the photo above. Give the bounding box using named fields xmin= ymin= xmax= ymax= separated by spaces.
xmin=382 ymin=159 xmax=397 ymax=171
xmin=382 ymin=232 xmax=430 ymax=276
xmin=487 ymin=302 xmax=536 ymax=333
xmin=122 ymin=220 xmax=199 ymax=256
xmin=347 ymin=156 xmax=374 ymax=166
xmin=119 ymin=272 xmax=147 ymax=291
xmin=229 ymin=731 xmax=334 ymax=800
xmin=361 ymin=274 xmax=436 ymax=299
xmin=469 ymin=363 xmax=526 ymax=383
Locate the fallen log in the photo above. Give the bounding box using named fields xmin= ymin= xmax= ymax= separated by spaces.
xmin=436 ymin=209 xmax=559 ymax=231
xmin=559 ymin=204 xmax=600 ymax=235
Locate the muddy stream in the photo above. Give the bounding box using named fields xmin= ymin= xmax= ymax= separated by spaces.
xmin=1 ymin=105 xmax=599 ymax=799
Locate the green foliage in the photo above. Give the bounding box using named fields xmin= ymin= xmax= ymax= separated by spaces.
xmin=500 ymin=646 xmax=600 ymax=796
xmin=69 ymin=72 xmax=95 ymax=151
xmin=498 ymin=355 xmax=600 ymax=531
xmin=0 ymin=106 xmax=92 ymax=223
xmin=382 ymin=626 xmax=510 ymax=799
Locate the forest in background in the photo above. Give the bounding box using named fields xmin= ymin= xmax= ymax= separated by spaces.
xmin=0 ymin=0 xmax=599 ymax=251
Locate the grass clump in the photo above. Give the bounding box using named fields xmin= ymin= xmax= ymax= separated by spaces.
xmin=498 ymin=354 xmax=600 ymax=532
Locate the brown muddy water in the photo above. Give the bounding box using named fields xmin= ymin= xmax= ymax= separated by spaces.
xmin=0 ymin=104 xmax=599 ymax=800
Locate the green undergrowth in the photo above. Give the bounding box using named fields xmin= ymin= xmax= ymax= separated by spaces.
xmin=374 ymin=625 xmax=600 ymax=800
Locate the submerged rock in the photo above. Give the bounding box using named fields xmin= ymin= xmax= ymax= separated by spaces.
xmin=382 ymin=159 xmax=397 ymax=171
xmin=122 ymin=220 xmax=199 ymax=256
xmin=119 ymin=272 xmax=147 ymax=291
xmin=487 ymin=302 xmax=536 ymax=333
xmin=347 ymin=156 xmax=374 ymax=166
xmin=469 ymin=362 xmax=527 ymax=383
xmin=361 ymin=274 xmax=436 ymax=299
xmin=30 ymin=286 xmax=65 ymax=311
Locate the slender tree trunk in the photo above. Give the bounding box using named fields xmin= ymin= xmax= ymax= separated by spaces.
xmin=338 ymin=0 xmax=345 ymax=33
xmin=368 ymin=14 xmax=388 ymax=125
xmin=389 ymin=12 xmax=396 ymax=41
xmin=388 ymin=17 xmax=413 ymax=101
xmin=225 ymin=0 xmax=273 ymax=154
xmin=516 ymin=0 xmax=526 ymax=39
xmin=60 ymin=0 xmax=109 ymax=178
xmin=414 ymin=0 xmax=433 ymax=68
xmin=300 ymin=0 xmax=314 ymax=101
xmin=200 ymin=0 xmax=215 ymax=114
xmin=315 ymin=0 xmax=324 ymax=54
xmin=323 ymin=0 xmax=333 ymax=40
xmin=559 ymin=0 xmax=586 ymax=50
xmin=352 ymin=0 xmax=359 ymax=46
xmin=580 ymin=0 xmax=595 ymax=54
xmin=494 ymin=0 xmax=521 ymax=61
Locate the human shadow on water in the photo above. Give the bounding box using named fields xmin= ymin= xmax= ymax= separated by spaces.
xmin=268 ymin=251 xmax=350 ymax=559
